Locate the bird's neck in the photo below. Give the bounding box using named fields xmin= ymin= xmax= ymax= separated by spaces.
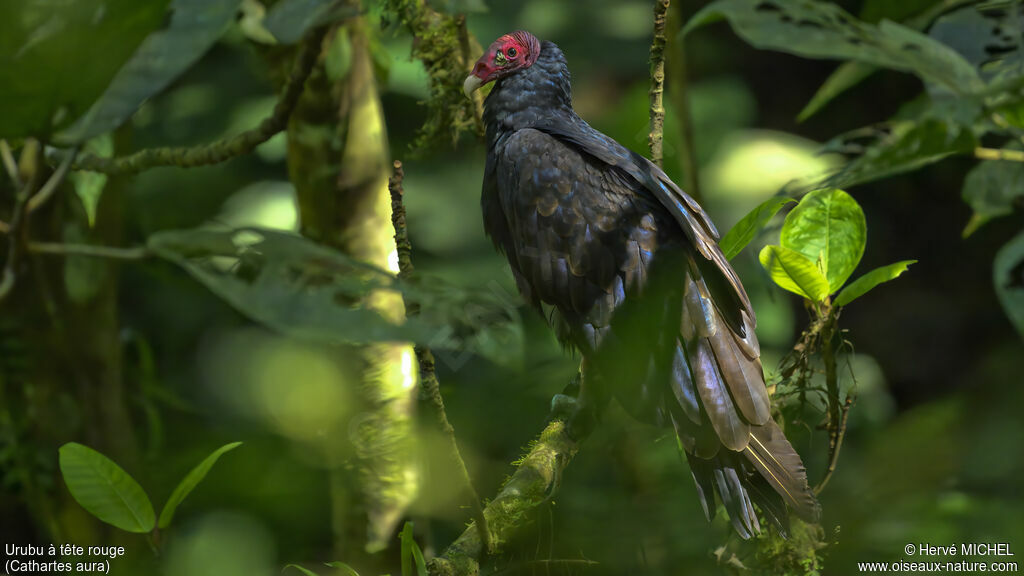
xmin=483 ymin=42 xmax=574 ymax=148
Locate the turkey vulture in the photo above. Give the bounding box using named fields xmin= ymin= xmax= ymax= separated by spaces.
xmin=464 ymin=30 xmax=820 ymax=537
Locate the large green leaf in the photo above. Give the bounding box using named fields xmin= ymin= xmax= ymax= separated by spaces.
xmin=994 ymin=229 xmax=1024 ymax=338
xmin=683 ymin=0 xmax=984 ymax=96
xmin=961 ymin=155 xmax=1024 ymax=237
xmin=58 ymin=443 xmax=155 ymax=533
xmin=263 ymin=0 xmax=359 ymax=44
xmin=835 ymin=260 xmax=916 ymax=307
xmin=930 ymin=3 xmax=1024 ymax=84
xmin=719 ymin=196 xmax=796 ymax=260
xmin=781 ymin=189 xmax=866 ymax=293
xmin=798 ymin=0 xmax=978 ymax=122
xmin=56 ymin=0 xmax=242 ymax=144
xmin=821 ymin=115 xmax=978 ymax=190
xmin=158 ymin=442 xmax=242 ymax=529
xmin=148 ymin=228 xmax=522 ymax=366
xmin=0 ymin=0 xmax=169 ymax=139
xmin=759 ymin=245 xmax=831 ymax=302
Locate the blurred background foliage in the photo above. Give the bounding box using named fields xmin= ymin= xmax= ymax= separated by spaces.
xmin=1 ymin=0 xmax=1023 ymax=575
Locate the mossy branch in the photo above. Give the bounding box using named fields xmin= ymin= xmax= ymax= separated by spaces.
xmin=427 ymin=420 xmax=581 ymax=576
xmin=384 ymin=0 xmax=484 ymax=149
xmin=387 ymin=161 xmax=491 ymax=555
xmin=69 ymin=26 xmax=328 ymax=175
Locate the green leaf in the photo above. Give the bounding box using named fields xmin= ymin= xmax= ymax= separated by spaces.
xmin=797 ymin=61 xmax=875 ymax=123
xmin=0 ymin=0 xmax=169 ymax=139
xmin=286 ymin=565 xmax=321 ymax=576
xmin=781 ymin=189 xmax=866 ymax=293
xmin=158 ymin=441 xmax=242 ymax=529
xmin=399 ymin=522 xmax=427 ymax=576
xmin=835 ymin=260 xmax=916 ymax=307
xmin=682 ymin=0 xmax=984 ymax=96
xmin=263 ymin=0 xmax=359 ymax=45
xmin=994 ymin=229 xmax=1024 ymax=338
xmin=56 ymin=0 xmax=242 ymax=144
xmin=961 ymin=155 xmax=1024 ymax=237
xmin=930 ymin=3 xmax=1024 ymax=84
xmin=324 ymin=562 xmax=361 ymax=576
xmin=859 ymin=0 xmax=941 ymax=24
xmin=58 ymin=443 xmax=155 ymax=533
xmin=759 ymin=245 xmax=831 ymax=302
xmin=148 ymin=228 xmax=522 ymax=366
xmin=720 ymin=196 xmax=796 ymax=260
xmin=822 ymin=116 xmax=978 ymax=190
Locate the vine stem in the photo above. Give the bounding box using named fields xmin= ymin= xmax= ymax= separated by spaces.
xmin=70 ymin=26 xmax=327 ymax=175
xmin=387 ymin=161 xmax=491 ymax=555
xmin=814 ymin=303 xmax=849 ymax=495
xmin=648 ymin=0 xmax=671 ymax=167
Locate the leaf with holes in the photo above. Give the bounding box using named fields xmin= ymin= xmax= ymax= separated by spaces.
xmin=781 ymin=188 xmax=866 ymax=293
xmin=835 ymin=260 xmax=916 ymax=306
xmin=58 ymin=443 xmax=155 ymax=533
xmin=759 ymin=245 xmax=831 ymax=302
xmin=0 ymin=0 xmax=169 ymax=139
xmin=995 ymin=230 xmax=1024 ymax=338
xmin=930 ymin=2 xmax=1024 ymax=85
xmin=56 ymin=0 xmax=242 ymax=144
xmin=158 ymin=442 xmax=242 ymax=528
xmin=720 ymin=196 xmax=796 ymax=260
xmin=683 ymin=0 xmax=984 ymax=96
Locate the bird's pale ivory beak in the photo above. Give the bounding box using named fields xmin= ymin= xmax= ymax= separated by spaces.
xmin=463 ymin=74 xmax=484 ymax=98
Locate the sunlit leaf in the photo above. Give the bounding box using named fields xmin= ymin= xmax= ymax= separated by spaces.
xmin=158 ymin=442 xmax=242 ymax=529
xmin=835 ymin=260 xmax=916 ymax=307
xmin=56 ymin=0 xmax=242 ymax=144
xmin=720 ymin=196 xmax=795 ymax=260
xmin=0 ymin=0 xmax=169 ymax=139
xmin=683 ymin=0 xmax=984 ymax=96
xmin=961 ymin=155 xmax=1024 ymax=237
xmin=58 ymin=443 xmax=155 ymax=533
xmin=994 ymin=229 xmax=1024 ymax=338
xmin=781 ymin=188 xmax=866 ymax=293
xmin=759 ymin=245 xmax=830 ymax=302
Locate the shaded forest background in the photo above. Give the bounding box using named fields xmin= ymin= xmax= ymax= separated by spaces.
xmin=1 ymin=0 xmax=1022 ymax=575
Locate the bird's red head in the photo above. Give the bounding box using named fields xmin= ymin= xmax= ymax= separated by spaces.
xmin=464 ymin=30 xmax=541 ymax=96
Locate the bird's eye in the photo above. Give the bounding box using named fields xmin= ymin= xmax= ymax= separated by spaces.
xmin=507 ymin=47 xmax=517 ymax=57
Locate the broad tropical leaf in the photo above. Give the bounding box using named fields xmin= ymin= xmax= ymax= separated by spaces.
xmin=58 ymin=443 xmax=155 ymax=533
xmin=781 ymin=189 xmax=866 ymax=293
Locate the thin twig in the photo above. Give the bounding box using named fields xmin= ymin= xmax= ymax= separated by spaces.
xmin=815 ymin=393 xmax=851 ymax=495
xmin=648 ymin=0 xmax=671 ymax=167
xmin=27 ymin=147 xmax=77 ymax=213
xmin=71 ymin=26 xmax=328 ymax=175
xmin=975 ymin=147 xmax=1024 ymax=163
xmin=0 ymin=143 xmax=42 ymax=302
xmin=387 ymin=160 xmax=491 ymax=555
xmin=27 ymin=242 xmax=149 ymax=260
xmin=0 ymin=140 xmax=22 ymax=189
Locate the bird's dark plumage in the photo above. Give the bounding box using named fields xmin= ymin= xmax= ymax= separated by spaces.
xmin=470 ymin=32 xmax=820 ymax=537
